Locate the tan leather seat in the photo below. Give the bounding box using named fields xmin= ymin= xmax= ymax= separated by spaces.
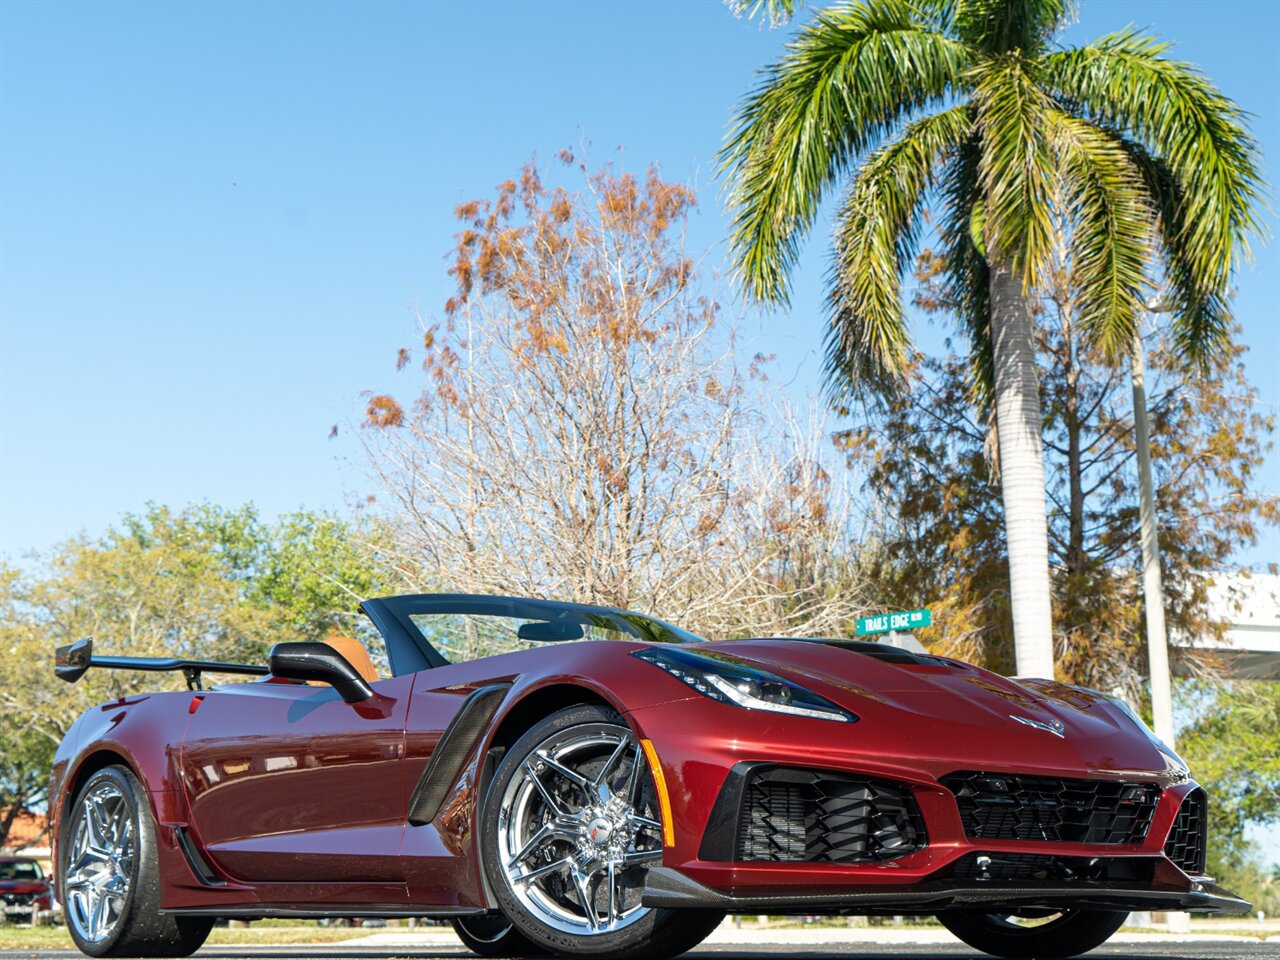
xmin=321 ymin=635 xmax=381 ymax=685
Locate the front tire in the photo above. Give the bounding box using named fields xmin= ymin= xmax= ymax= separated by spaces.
xmin=60 ymin=766 xmax=213 ymax=958
xmin=938 ymin=908 xmax=1128 ymax=958
xmin=481 ymin=704 xmax=723 ymax=959
xmin=451 ymin=914 xmax=545 ymax=957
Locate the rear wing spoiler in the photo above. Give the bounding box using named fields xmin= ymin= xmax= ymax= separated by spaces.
xmin=55 ymin=637 xmax=269 ymax=690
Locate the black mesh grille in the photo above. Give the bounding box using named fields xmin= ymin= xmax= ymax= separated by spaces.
xmin=736 ymin=768 xmax=926 ymax=863
xmin=942 ymin=771 xmax=1159 ymax=844
xmin=1164 ymin=788 xmax=1208 ymax=875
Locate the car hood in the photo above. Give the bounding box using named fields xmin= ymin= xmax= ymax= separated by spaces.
xmin=695 ymin=637 xmax=1181 ymax=782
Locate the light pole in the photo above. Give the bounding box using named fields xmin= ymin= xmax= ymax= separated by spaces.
xmin=1132 ymin=298 xmax=1188 ymax=933
xmin=1132 ymin=298 xmax=1176 ymax=749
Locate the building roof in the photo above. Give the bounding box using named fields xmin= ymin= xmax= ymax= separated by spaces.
xmin=1181 ymin=573 xmax=1280 ymax=679
xmin=2 ymin=811 xmax=49 ymax=852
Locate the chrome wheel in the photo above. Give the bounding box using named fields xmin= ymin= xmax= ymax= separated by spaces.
xmin=990 ymin=910 xmax=1068 ymax=929
xmin=64 ymin=782 xmax=135 ymax=944
xmin=497 ymin=726 xmax=663 ymax=936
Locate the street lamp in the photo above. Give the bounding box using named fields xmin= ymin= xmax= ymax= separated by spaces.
xmin=1132 ymin=296 xmax=1176 ymax=750
xmin=1132 ymin=296 xmax=1188 ymax=934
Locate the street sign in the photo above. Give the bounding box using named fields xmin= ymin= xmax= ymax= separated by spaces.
xmin=856 ymin=608 xmax=932 ymax=636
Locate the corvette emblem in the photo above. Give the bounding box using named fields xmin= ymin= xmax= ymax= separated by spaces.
xmin=1010 ymin=714 xmax=1066 ymax=737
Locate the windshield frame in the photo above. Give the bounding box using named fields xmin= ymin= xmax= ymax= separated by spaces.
xmin=360 ymin=593 xmax=703 ymax=673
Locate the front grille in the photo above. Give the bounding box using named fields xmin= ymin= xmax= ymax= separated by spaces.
xmin=736 ymin=767 xmax=926 ymax=863
xmin=1164 ymin=788 xmax=1208 ymax=875
xmin=950 ymin=852 xmax=1154 ymax=884
xmin=942 ymin=771 xmax=1159 ymax=844
xmin=1 ymin=892 xmax=35 ymax=906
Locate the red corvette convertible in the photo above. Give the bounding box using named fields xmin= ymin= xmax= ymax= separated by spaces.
xmin=50 ymin=593 xmax=1246 ymax=959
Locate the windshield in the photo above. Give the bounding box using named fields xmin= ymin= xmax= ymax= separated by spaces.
xmin=0 ymin=860 xmax=42 ymax=882
xmin=375 ymin=594 xmax=704 ymax=666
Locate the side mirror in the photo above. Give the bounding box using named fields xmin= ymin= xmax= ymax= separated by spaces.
xmin=268 ymin=642 xmax=372 ymax=703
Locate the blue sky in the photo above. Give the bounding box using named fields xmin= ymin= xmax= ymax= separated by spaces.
xmin=2 ymin=0 xmax=1277 ymax=570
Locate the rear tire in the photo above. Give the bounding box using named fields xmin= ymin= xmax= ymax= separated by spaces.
xmin=481 ymin=704 xmax=723 ymax=959
xmin=938 ymin=908 xmax=1128 ymax=958
xmin=60 ymin=765 xmax=213 ymax=958
xmin=451 ymin=914 xmax=546 ymax=957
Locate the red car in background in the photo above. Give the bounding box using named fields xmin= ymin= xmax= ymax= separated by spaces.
xmin=48 ymin=593 xmax=1248 ymax=960
xmin=0 ymin=856 xmax=52 ymax=923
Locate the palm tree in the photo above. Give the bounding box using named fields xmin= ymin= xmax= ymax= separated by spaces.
xmin=720 ymin=0 xmax=1262 ymax=678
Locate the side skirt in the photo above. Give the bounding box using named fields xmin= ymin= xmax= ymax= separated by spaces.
xmin=162 ymin=905 xmax=487 ymax=920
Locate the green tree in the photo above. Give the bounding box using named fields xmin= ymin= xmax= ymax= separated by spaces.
xmin=720 ymin=0 xmax=1263 ymax=678
xmin=251 ymin=510 xmax=395 ymax=640
xmin=1179 ymin=681 xmax=1280 ymax=913
xmin=0 ymin=503 xmax=394 ymax=848
xmin=844 ymin=305 xmax=1276 ymax=695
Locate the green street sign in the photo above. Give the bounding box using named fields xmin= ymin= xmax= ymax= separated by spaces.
xmin=856 ymin=608 xmax=932 ymax=636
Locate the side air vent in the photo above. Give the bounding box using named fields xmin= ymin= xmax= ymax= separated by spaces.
xmin=1164 ymin=788 xmax=1208 ymax=875
xmin=173 ymin=826 xmax=225 ymax=886
xmin=734 ymin=767 xmax=926 ymax=864
xmin=407 ymin=683 xmax=510 ymax=825
xmin=942 ymin=771 xmax=1159 ymax=845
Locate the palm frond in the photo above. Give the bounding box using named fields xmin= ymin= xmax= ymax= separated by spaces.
xmin=938 ymin=137 xmax=995 ymax=411
xmin=825 ymin=104 xmax=974 ymax=397
xmin=1052 ymin=113 xmax=1154 ymax=359
xmin=1043 ymin=29 xmax=1265 ymax=314
xmin=1117 ymin=135 xmax=1233 ymax=366
xmin=910 ymin=0 xmax=958 ymax=33
xmin=720 ymin=0 xmax=968 ymax=304
xmin=971 ymin=55 xmax=1058 ymax=289
xmin=953 ymin=0 xmax=1074 ymax=56
xmin=727 ymin=0 xmax=804 ymax=27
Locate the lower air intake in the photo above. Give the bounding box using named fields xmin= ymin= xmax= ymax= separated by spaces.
xmin=736 ymin=768 xmax=926 ymax=863
xmin=950 ymin=852 xmax=1155 ymax=884
xmin=942 ymin=771 xmax=1159 ymax=844
xmin=1164 ymin=788 xmax=1208 ymax=875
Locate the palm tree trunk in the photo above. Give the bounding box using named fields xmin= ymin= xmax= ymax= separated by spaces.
xmin=989 ymin=261 xmax=1056 ymax=678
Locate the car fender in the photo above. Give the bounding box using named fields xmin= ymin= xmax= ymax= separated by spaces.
xmin=51 ymin=692 xmax=197 ymax=900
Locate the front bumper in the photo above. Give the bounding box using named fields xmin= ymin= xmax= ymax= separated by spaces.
xmin=642 ymin=866 xmax=1251 ymax=914
xmin=626 ymin=698 xmax=1247 ymax=914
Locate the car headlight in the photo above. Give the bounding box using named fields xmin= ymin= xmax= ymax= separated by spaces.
xmin=631 ymin=647 xmax=856 ymax=723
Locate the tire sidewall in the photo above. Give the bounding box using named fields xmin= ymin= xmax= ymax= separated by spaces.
xmin=452 ymin=914 xmax=545 ymax=957
xmin=60 ymin=767 xmax=145 ymax=958
xmin=938 ymin=908 xmax=1128 ymax=958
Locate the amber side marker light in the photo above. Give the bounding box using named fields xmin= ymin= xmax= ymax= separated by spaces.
xmin=639 ymin=737 xmax=676 ymax=848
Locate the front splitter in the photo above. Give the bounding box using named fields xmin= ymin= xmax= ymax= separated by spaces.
xmin=641 ymin=866 xmax=1251 ymax=915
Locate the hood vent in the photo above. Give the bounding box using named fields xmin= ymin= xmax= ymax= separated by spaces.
xmin=794 ymin=638 xmax=958 ymax=668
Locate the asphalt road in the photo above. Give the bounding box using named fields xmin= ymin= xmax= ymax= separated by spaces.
xmin=1 ymin=945 xmax=1275 ymax=960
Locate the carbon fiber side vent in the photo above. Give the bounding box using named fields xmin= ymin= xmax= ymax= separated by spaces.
xmin=407 ymin=683 xmax=510 ymax=825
